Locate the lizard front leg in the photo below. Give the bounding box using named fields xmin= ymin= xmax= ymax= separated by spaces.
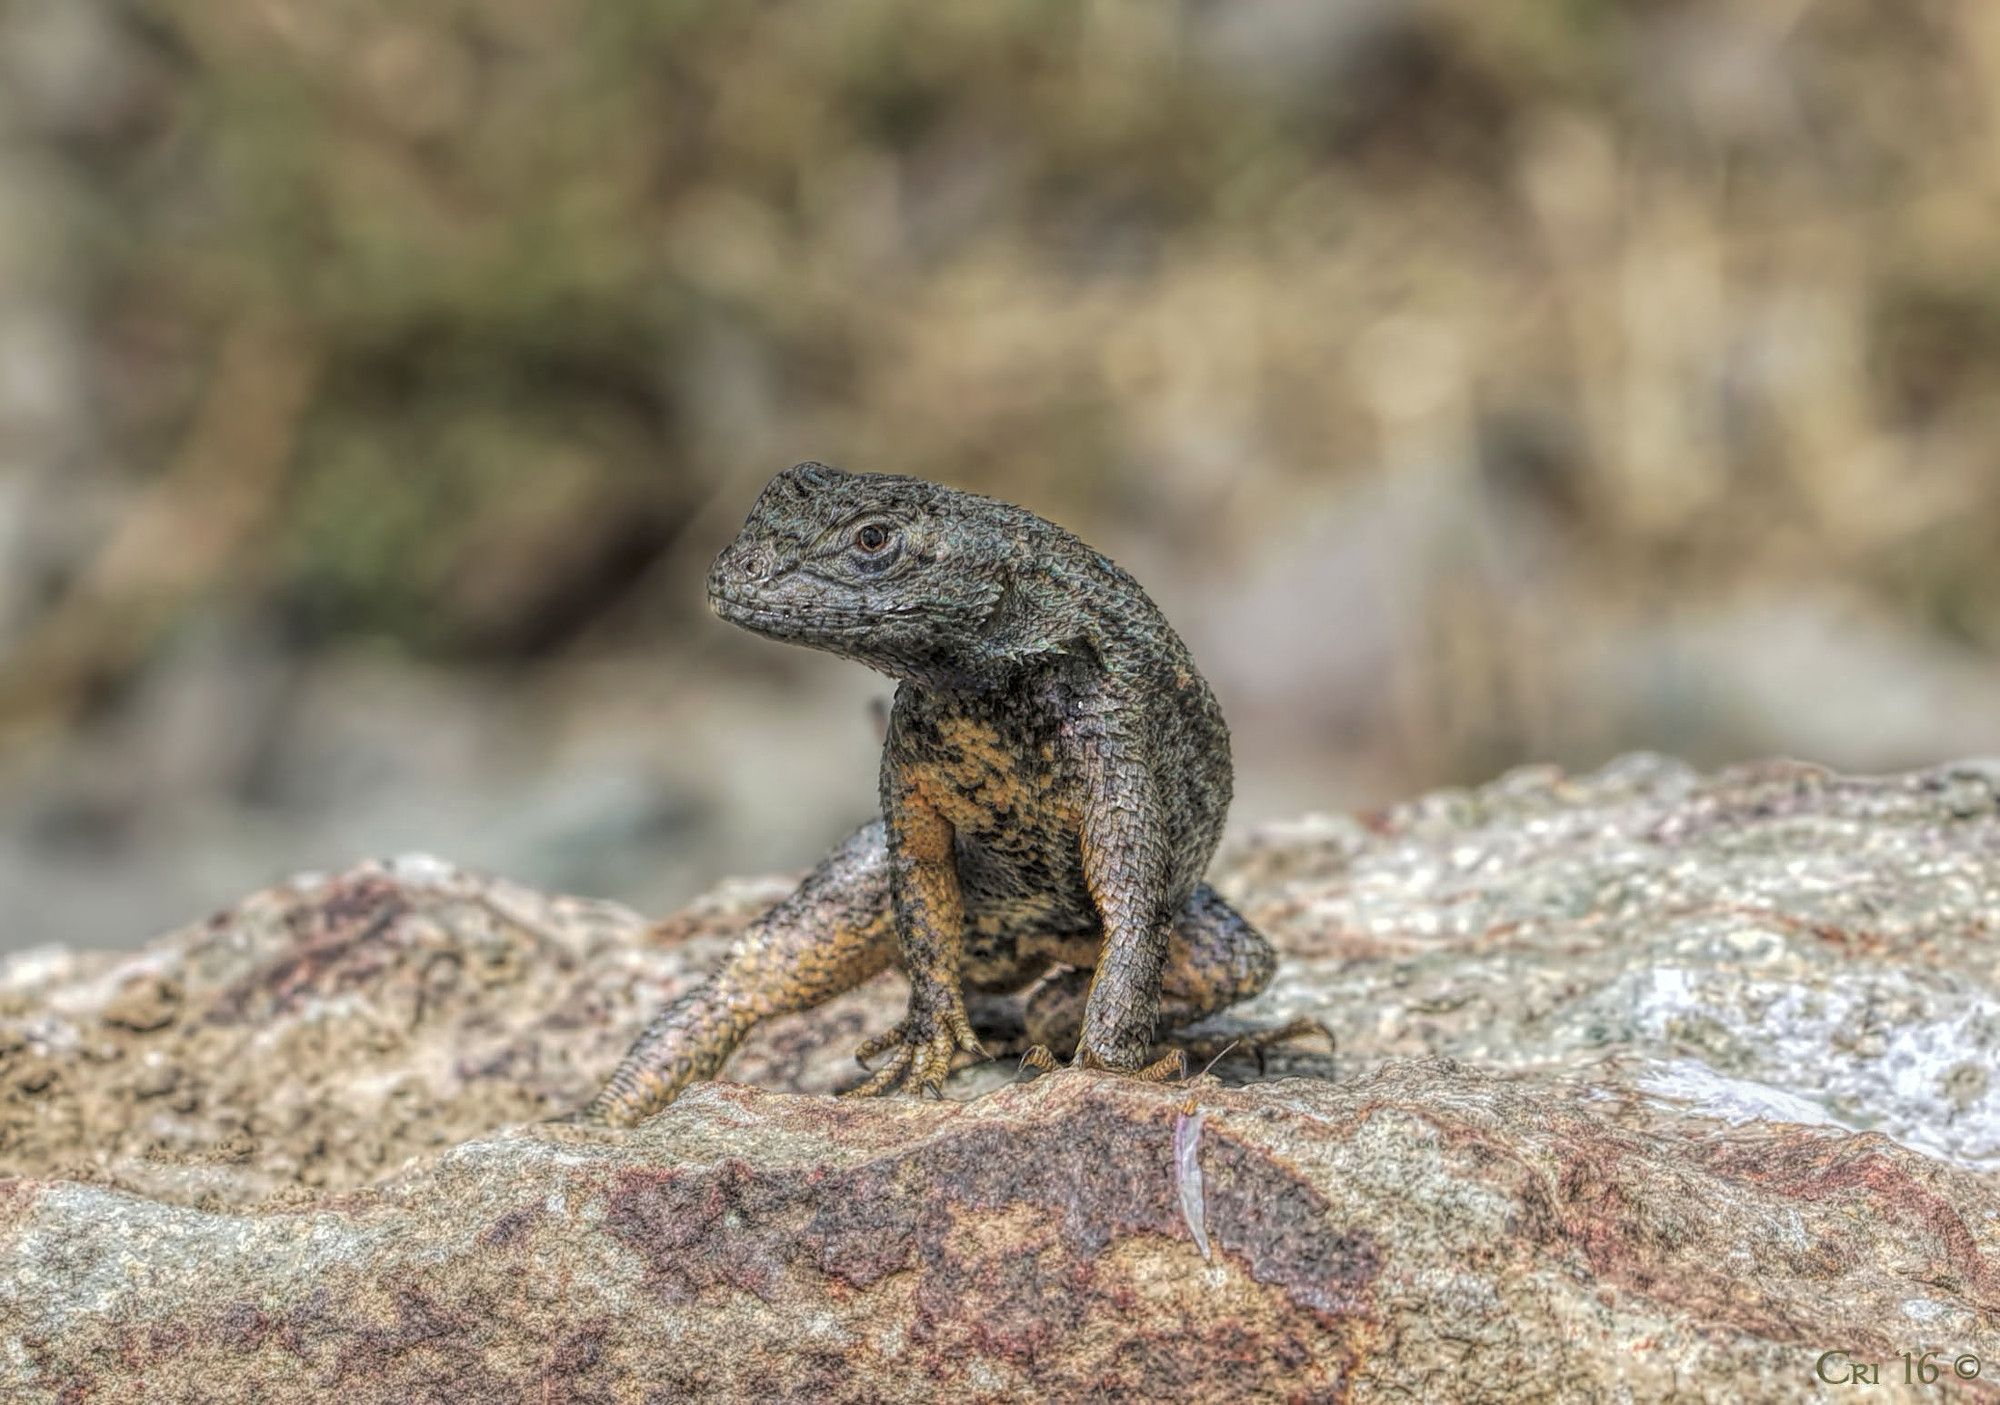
xmin=1064 ymin=703 xmax=1183 ymax=1080
xmin=1016 ymin=884 xmax=1329 ymax=1074
xmin=845 ymin=769 xmax=986 ymax=1097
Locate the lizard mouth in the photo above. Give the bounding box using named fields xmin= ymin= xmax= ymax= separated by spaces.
xmin=709 ymin=587 xmax=879 ymax=638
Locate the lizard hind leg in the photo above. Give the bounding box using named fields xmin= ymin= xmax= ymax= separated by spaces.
xmin=571 ymin=820 xmax=896 ymax=1127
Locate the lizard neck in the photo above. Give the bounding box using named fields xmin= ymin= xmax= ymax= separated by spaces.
xmin=859 ymin=639 xmax=1047 ymax=695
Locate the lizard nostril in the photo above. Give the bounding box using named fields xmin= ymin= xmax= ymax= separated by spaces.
xmin=738 ymin=549 xmax=775 ymax=583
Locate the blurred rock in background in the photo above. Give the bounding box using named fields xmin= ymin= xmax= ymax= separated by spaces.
xmin=0 ymin=0 xmax=1997 ymax=950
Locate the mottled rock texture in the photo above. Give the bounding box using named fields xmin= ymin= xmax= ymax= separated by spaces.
xmin=4 ymin=755 xmax=2000 ymax=1402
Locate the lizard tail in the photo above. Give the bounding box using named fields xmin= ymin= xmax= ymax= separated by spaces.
xmin=572 ymin=820 xmax=895 ymax=1127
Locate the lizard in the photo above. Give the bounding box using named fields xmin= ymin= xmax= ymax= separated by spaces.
xmin=575 ymin=461 xmax=1313 ymax=1127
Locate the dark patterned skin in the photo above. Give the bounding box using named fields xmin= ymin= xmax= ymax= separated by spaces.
xmin=577 ymin=462 xmax=1292 ymax=1126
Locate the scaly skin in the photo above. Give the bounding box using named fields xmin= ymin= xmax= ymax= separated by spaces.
xmin=576 ymin=462 xmax=1301 ymax=1127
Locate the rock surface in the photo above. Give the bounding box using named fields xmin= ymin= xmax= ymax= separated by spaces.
xmin=5 ymin=755 xmax=2000 ymax=1401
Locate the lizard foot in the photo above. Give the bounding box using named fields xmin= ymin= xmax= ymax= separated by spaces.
xmin=1017 ymin=1044 xmax=1061 ymax=1076
xmin=845 ymin=1018 xmax=985 ymax=1098
xmin=1111 ymin=1047 xmax=1189 ymax=1083
xmin=1179 ymin=1017 xmax=1336 ymax=1073
xmin=1021 ymin=1045 xmax=1187 ymax=1084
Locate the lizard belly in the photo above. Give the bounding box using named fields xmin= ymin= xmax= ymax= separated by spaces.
xmin=910 ymin=715 xmax=1096 ymax=937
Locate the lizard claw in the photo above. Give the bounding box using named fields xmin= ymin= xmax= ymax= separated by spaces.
xmin=1068 ymin=1044 xmax=1189 ymax=1084
xmin=1017 ymin=1041 xmax=1187 ymax=1085
xmin=1178 ymin=1017 xmax=1336 ymax=1072
xmin=853 ymin=1025 xmax=908 ymax=1067
xmin=845 ymin=1016 xmax=985 ymax=1098
xmin=1016 ymin=1044 xmax=1061 ymax=1077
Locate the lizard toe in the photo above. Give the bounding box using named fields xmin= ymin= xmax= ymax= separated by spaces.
xmin=853 ymin=1026 xmax=906 ymax=1067
xmin=1016 ymin=1044 xmax=1061 ymax=1078
xmin=843 ymin=1024 xmax=969 ymax=1098
xmin=843 ymin=1041 xmax=915 ymax=1098
xmin=1073 ymin=1045 xmax=1188 ymax=1084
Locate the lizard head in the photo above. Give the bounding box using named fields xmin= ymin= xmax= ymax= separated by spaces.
xmin=706 ymin=462 xmax=1025 ymax=679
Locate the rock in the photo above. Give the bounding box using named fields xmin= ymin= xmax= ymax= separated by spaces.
xmin=4 ymin=755 xmax=2000 ymax=1401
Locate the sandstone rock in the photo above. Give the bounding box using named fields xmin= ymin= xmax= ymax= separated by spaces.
xmin=3 ymin=756 xmax=1999 ymax=1401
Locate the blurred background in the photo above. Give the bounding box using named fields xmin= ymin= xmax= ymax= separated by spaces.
xmin=2 ymin=0 xmax=1999 ymax=951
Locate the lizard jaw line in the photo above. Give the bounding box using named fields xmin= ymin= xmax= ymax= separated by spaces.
xmin=709 ymin=589 xmax=881 ymax=638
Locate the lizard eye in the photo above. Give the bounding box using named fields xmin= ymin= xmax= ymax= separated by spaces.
xmin=853 ymin=523 xmax=891 ymax=553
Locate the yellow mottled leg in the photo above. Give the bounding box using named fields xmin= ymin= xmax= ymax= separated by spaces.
xmin=573 ymin=821 xmax=895 ymax=1127
xmin=844 ymin=773 xmax=986 ymax=1098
